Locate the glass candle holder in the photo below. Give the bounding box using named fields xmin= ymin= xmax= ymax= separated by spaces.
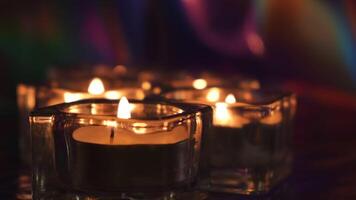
xmin=164 ymin=87 xmax=297 ymax=195
xmin=30 ymin=98 xmax=212 ymax=200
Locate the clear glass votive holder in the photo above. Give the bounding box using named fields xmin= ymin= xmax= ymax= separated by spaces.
xmin=163 ymin=87 xmax=297 ymax=195
xmin=30 ymin=98 xmax=212 ymax=200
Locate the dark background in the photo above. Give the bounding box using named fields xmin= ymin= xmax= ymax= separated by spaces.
xmin=0 ymin=1 xmax=355 ymax=199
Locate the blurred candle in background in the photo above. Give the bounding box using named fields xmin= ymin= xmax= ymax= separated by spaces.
xmin=163 ymin=87 xmax=296 ymax=194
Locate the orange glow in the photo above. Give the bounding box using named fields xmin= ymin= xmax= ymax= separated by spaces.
xmin=141 ymin=81 xmax=152 ymax=90
xmin=206 ymin=88 xmax=220 ymax=102
xmin=153 ymin=87 xmax=161 ymax=94
xmin=261 ymin=111 xmax=282 ymax=125
xmin=193 ymin=79 xmax=207 ymax=90
xmin=105 ymin=91 xmax=121 ymax=100
xmin=117 ymin=96 xmax=131 ymax=119
xmin=88 ymin=78 xmax=105 ymax=95
xmin=64 ymin=92 xmax=82 ymax=103
xmin=225 ymin=93 xmax=236 ymax=104
xmin=215 ymin=102 xmax=230 ymax=123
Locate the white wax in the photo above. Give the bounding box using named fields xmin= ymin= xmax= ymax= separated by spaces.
xmin=73 ymin=125 xmax=189 ymax=145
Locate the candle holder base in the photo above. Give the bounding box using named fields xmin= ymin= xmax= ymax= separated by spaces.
xmin=198 ymin=163 xmax=291 ymax=195
xmin=34 ymin=190 xmax=207 ymax=200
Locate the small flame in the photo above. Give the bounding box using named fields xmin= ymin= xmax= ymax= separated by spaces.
xmin=225 ymin=94 xmax=236 ymax=104
xmin=141 ymin=81 xmax=152 ymax=90
xmin=193 ymin=79 xmax=207 ymax=90
xmin=88 ymin=78 xmax=105 ymax=95
xmin=206 ymin=88 xmax=220 ymax=102
xmin=117 ymin=96 xmax=131 ymax=119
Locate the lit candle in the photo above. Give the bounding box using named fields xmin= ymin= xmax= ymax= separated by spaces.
xmin=46 ymin=77 xmax=146 ymax=106
xmin=54 ymin=97 xmax=196 ymax=193
xmin=73 ymin=97 xmax=189 ymax=145
xmin=163 ymin=88 xmax=294 ymax=194
xmin=213 ymin=94 xmax=250 ymax=128
xmin=31 ymin=97 xmax=212 ymax=199
xmin=87 ymin=77 xmax=105 ymax=95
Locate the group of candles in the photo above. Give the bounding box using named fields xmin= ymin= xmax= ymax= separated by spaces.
xmin=20 ymin=66 xmax=296 ymax=199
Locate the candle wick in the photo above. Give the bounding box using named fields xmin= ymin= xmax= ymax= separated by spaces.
xmin=110 ymin=127 xmax=115 ymax=144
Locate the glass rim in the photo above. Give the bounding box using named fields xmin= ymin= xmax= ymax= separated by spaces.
xmin=30 ymin=98 xmax=212 ymax=122
xmin=163 ymin=86 xmax=295 ymax=107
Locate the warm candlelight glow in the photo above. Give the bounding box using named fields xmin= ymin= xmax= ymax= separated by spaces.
xmin=153 ymin=87 xmax=161 ymax=94
xmin=261 ymin=111 xmax=282 ymax=125
xmin=193 ymin=79 xmax=207 ymax=90
xmin=88 ymin=78 xmax=105 ymax=95
xmin=215 ymin=102 xmax=230 ymax=123
xmin=104 ymin=120 xmax=118 ymax=127
xmin=141 ymin=81 xmax=152 ymax=90
xmin=132 ymin=122 xmax=149 ymax=135
xmin=225 ymin=93 xmax=236 ymax=104
xmin=117 ymin=96 xmax=131 ymax=119
xmin=105 ymin=91 xmax=121 ymax=100
xmin=113 ymin=65 xmax=127 ymax=75
xmin=206 ymin=88 xmax=220 ymax=102
xmin=214 ymin=101 xmax=250 ymax=128
xmin=64 ymin=92 xmax=82 ymax=103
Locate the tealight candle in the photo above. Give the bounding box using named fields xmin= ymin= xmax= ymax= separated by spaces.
xmin=30 ymin=98 xmax=212 ymax=199
xmin=64 ymin=97 xmax=191 ymax=191
xmin=163 ymin=87 xmax=296 ymax=194
xmin=46 ymin=77 xmax=146 ymax=106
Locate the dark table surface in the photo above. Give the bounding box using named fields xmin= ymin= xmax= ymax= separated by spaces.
xmin=0 ymin=82 xmax=355 ymax=200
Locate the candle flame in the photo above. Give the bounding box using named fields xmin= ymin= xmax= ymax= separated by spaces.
xmin=193 ymin=79 xmax=207 ymax=90
xmin=117 ymin=96 xmax=131 ymax=119
xmin=206 ymin=88 xmax=220 ymax=102
xmin=225 ymin=94 xmax=236 ymax=104
xmin=88 ymin=78 xmax=105 ymax=95
xmin=113 ymin=65 xmax=127 ymax=75
xmin=215 ymin=102 xmax=230 ymax=123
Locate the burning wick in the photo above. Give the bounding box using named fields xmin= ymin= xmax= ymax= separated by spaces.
xmin=108 ymin=96 xmax=131 ymax=144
